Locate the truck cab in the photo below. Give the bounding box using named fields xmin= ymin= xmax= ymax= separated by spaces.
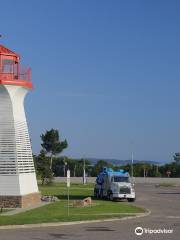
xmin=94 ymin=167 xmax=135 ymax=202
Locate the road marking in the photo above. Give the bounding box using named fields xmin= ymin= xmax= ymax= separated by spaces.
xmin=167 ymin=216 xmax=180 ymax=219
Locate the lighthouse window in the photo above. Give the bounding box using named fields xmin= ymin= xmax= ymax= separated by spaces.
xmin=2 ymin=59 xmax=14 ymax=73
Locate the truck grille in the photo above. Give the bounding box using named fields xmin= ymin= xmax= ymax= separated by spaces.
xmin=120 ymin=187 xmax=131 ymax=194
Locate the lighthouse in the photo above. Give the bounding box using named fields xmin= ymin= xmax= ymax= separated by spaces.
xmin=0 ymin=44 xmax=40 ymax=208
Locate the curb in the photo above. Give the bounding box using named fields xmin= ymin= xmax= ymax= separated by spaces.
xmin=0 ymin=210 xmax=151 ymax=230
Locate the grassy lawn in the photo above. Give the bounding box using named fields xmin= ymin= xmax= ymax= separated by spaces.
xmin=0 ymin=183 xmax=145 ymax=226
xmin=39 ymin=182 xmax=94 ymax=200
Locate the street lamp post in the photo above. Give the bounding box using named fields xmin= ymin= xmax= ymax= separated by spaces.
xmin=83 ymin=158 xmax=86 ymax=184
xmin=64 ymin=158 xmax=67 ymax=177
xmin=131 ymin=152 xmax=134 ymax=178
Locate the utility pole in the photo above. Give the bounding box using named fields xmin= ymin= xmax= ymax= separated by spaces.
xmin=130 ymin=141 xmax=134 ymax=182
xmin=73 ymin=164 xmax=76 ymax=177
xmin=83 ymin=158 xmax=86 ymax=184
xmin=156 ymin=164 xmax=159 ymax=175
xmin=63 ymin=157 xmax=67 ymax=177
xmin=131 ymin=152 xmax=134 ymax=179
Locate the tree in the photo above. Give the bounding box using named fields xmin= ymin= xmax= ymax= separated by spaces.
xmin=35 ymin=150 xmax=53 ymax=185
xmin=139 ymin=163 xmax=151 ymax=177
xmin=91 ymin=160 xmax=113 ymax=176
xmin=41 ymin=129 xmax=68 ymax=170
xmin=173 ymin=153 xmax=180 ymax=165
xmin=52 ymin=157 xmax=64 ymax=177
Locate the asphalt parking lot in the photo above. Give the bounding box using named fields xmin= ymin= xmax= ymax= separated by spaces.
xmin=0 ymin=183 xmax=180 ymax=240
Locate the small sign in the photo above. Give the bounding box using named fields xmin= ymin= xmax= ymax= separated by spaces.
xmin=67 ymin=169 xmax=70 ymax=187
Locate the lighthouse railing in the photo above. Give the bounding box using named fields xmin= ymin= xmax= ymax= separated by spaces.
xmin=19 ymin=66 xmax=31 ymax=82
xmin=0 ymin=65 xmax=31 ymax=82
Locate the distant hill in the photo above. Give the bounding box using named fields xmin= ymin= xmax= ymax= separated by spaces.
xmin=86 ymin=158 xmax=160 ymax=166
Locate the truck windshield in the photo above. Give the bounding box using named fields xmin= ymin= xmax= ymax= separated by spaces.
xmin=113 ymin=176 xmax=129 ymax=182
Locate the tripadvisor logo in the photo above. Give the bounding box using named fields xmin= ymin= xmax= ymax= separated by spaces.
xmin=135 ymin=226 xmax=173 ymax=235
xmin=135 ymin=227 xmax=143 ymax=236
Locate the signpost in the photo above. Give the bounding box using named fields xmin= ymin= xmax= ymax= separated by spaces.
xmin=67 ymin=169 xmax=70 ymax=216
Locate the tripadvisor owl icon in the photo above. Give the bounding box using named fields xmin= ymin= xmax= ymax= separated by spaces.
xmin=135 ymin=227 xmax=143 ymax=235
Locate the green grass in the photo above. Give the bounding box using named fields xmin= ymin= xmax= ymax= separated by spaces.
xmin=39 ymin=182 xmax=94 ymax=200
xmin=0 ymin=183 xmax=145 ymax=226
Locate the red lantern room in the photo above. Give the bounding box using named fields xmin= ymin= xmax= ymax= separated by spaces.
xmin=0 ymin=45 xmax=32 ymax=89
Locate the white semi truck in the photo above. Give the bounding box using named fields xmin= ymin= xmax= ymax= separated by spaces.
xmin=94 ymin=167 xmax=136 ymax=201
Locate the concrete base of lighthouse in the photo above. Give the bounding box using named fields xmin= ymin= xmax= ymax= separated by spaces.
xmin=0 ymin=192 xmax=41 ymax=208
xmin=0 ymin=172 xmax=41 ymax=208
xmin=0 ymin=173 xmax=41 ymax=208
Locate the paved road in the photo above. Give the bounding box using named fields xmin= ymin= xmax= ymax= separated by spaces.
xmin=0 ymin=184 xmax=180 ymax=240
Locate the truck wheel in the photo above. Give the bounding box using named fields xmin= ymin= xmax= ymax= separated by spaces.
xmin=128 ymin=198 xmax=135 ymax=202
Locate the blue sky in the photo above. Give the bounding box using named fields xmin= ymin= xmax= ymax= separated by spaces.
xmin=1 ymin=0 xmax=180 ymax=162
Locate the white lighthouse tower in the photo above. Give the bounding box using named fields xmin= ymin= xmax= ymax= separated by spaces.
xmin=0 ymin=44 xmax=40 ymax=208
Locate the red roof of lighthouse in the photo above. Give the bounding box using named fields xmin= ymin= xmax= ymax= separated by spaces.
xmin=0 ymin=44 xmax=32 ymax=89
xmin=0 ymin=44 xmax=19 ymax=57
